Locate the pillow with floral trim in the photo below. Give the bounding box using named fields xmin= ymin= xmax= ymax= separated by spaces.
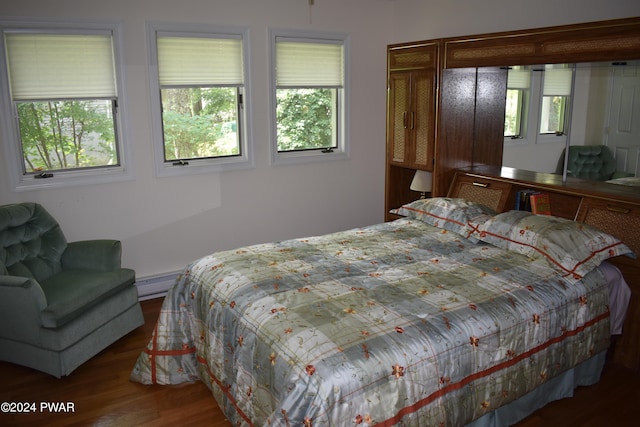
xmin=392 ymin=198 xmax=496 ymax=242
xmin=477 ymin=210 xmax=635 ymax=282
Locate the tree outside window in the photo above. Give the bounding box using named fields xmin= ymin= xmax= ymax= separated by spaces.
xmin=17 ymin=99 xmax=117 ymax=172
xmin=272 ymin=32 xmax=348 ymax=163
xmin=161 ymin=87 xmax=240 ymax=161
xmin=276 ymin=88 xmax=336 ymax=151
xmin=3 ymin=31 xmax=122 ymax=177
xmin=152 ymin=32 xmax=246 ymax=171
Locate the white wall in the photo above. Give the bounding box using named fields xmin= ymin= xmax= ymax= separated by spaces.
xmin=0 ymin=0 xmax=393 ymax=278
xmin=391 ymin=0 xmax=640 ymax=42
xmin=1 ymin=0 xmax=639 ymax=280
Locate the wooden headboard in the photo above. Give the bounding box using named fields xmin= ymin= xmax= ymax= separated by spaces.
xmin=449 ymin=166 xmax=640 ymax=372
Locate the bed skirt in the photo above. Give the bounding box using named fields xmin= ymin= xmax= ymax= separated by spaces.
xmin=468 ymin=350 xmax=606 ymax=427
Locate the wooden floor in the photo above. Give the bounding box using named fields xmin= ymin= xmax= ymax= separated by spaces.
xmin=1 ymin=298 xmax=639 ymax=427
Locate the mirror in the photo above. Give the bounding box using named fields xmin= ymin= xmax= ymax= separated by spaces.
xmin=501 ymin=61 xmax=640 ymax=184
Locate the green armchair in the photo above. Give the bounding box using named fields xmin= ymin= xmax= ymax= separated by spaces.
xmin=556 ymin=145 xmax=634 ymax=181
xmin=0 ymin=202 xmax=144 ymax=377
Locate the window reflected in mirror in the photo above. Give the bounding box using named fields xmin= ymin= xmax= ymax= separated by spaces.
xmin=503 ymin=64 xmax=572 ymax=144
xmin=504 ymin=66 xmax=529 ymax=139
xmin=502 ymin=61 xmax=640 ymax=182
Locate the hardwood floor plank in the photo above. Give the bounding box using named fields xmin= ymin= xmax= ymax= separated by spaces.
xmin=1 ymin=298 xmax=638 ymax=426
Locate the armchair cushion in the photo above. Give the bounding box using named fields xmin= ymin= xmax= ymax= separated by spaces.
xmin=40 ymin=268 xmax=135 ymax=328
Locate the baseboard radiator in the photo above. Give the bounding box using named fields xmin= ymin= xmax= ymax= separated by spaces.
xmin=135 ymin=271 xmax=181 ymax=301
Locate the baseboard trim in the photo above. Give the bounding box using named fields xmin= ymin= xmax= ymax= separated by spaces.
xmin=135 ymin=271 xmax=180 ymax=301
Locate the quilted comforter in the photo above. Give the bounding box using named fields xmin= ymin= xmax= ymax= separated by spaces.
xmin=130 ymin=218 xmax=611 ymax=426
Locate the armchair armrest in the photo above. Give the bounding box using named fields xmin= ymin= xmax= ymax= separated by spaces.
xmin=0 ymin=275 xmax=48 ymax=341
xmin=61 ymin=240 xmax=122 ymax=272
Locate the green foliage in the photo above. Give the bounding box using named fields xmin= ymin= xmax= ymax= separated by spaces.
xmin=276 ymin=88 xmax=335 ymax=151
xmin=504 ymin=89 xmax=522 ymax=137
xmin=540 ymin=95 xmax=567 ymax=134
xmin=16 ymin=87 xmax=337 ymax=171
xmin=17 ymin=100 xmax=116 ymax=172
xmin=161 ymin=87 xmax=239 ymax=160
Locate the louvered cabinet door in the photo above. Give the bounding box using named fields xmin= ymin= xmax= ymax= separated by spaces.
xmin=387 ymin=42 xmax=438 ymax=171
xmin=387 ymin=70 xmax=436 ymax=170
xmin=411 ymin=70 xmax=436 ymax=170
xmin=387 ymin=71 xmax=411 ymax=165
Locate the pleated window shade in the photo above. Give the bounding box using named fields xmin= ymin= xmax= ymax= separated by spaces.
xmin=543 ymin=67 xmax=573 ymax=96
xmin=276 ymin=39 xmax=343 ymax=88
xmin=507 ymin=67 xmax=531 ymax=89
xmin=5 ymin=33 xmax=116 ymax=100
xmin=157 ymin=36 xmax=243 ymax=87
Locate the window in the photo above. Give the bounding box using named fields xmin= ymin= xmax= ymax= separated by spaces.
xmin=271 ymin=30 xmax=349 ymax=165
xmin=504 ymin=66 xmax=530 ymax=139
xmin=504 ymin=64 xmax=574 ymax=145
xmin=147 ymin=23 xmax=251 ymax=177
xmin=539 ymin=65 xmax=573 ymax=136
xmin=0 ymin=21 xmax=132 ymax=190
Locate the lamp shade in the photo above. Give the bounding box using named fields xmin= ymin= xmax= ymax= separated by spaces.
xmin=410 ymin=170 xmax=433 ymax=193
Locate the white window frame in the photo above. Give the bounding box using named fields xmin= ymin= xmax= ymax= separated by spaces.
xmin=146 ymin=22 xmax=253 ymax=178
xmin=0 ymin=19 xmax=133 ymax=191
xmin=504 ymin=65 xmax=574 ymax=148
xmin=269 ymin=29 xmax=350 ymax=166
xmin=536 ymin=65 xmax=573 ymax=145
xmin=504 ymin=66 xmax=531 ymax=145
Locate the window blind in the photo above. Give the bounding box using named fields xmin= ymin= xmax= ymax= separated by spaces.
xmin=276 ymin=39 xmax=343 ymax=87
xmin=507 ymin=67 xmax=531 ymax=89
xmin=157 ymin=36 xmax=243 ymax=86
xmin=5 ymin=33 xmax=116 ymax=100
xmin=543 ymin=67 xmax=573 ymax=96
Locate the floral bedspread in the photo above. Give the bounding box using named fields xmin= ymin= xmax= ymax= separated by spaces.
xmin=606 ymin=176 xmax=640 ymax=187
xmin=130 ymin=218 xmax=610 ymax=427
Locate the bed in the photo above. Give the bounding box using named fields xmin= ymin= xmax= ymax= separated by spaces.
xmin=606 ymin=176 xmax=640 ymax=187
xmin=131 ymin=198 xmax=633 ymax=426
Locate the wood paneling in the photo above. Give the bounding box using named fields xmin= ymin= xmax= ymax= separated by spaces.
xmin=384 ymin=164 xmax=421 ymax=221
xmin=443 ymin=17 xmax=640 ymax=68
xmin=433 ymin=68 xmax=477 ymax=196
xmin=473 ymin=67 xmax=508 ymax=167
xmin=388 ymin=42 xmax=438 ymax=70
